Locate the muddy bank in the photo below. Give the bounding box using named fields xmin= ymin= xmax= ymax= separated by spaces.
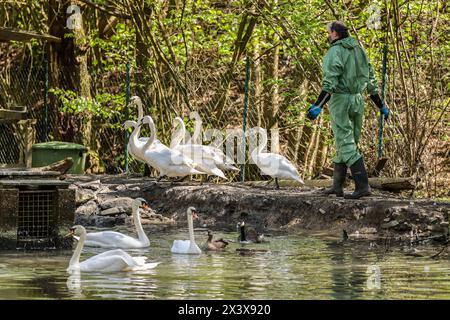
xmin=66 ymin=175 xmax=450 ymax=244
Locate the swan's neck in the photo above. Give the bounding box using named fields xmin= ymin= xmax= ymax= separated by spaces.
xmin=130 ymin=123 xmax=141 ymax=146
xmin=143 ymin=118 xmax=156 ymax=150
xmin=137 ymin=99 xmax=144 ymax=121
xmin=69 ymin=232 xmax=85 ymax=268
xmin=207 ymin=234 xmax=213 ymax=243
xmin=132 ymin=205 xmax=149 ymax=244
xmin=187 ymin=213 xmax=196 ymax=245
xmin=171 ymin=118 xmax=185 ymax=148
xmin=251 ymin=128 xmax=267 ymax=158
xmin=191 ymin=117 xmax=202 ymax=144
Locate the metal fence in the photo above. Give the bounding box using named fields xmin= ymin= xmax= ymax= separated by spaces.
xmin=0 ymin=64 xmax=51 ymax=164
xmin=0 ymin=58 xmax=321 ymax=181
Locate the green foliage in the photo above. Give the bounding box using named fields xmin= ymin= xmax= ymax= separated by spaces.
xmin=2 ymin=0 xmax=448 ymax=193
xmin=49 ymin=88 xmax=124 ymax=124
xmin=90 ymin=23 xmax=134 ymax=70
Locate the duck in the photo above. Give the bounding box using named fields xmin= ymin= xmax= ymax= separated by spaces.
xmin=66 ymin=225 xmax=160 ymax=273
xmin=249 ymin=126 xmax=304 ymax=189
xmin=170 ymin=117 xmax=226 ymax=179
xmin=171 ymin=207 xmax=202 ymax=254
xmin=205 ymin=230 xmax=229 ymax=251
xmin=83 ymin=198 xmax=150 ymax=248
xmin=237 ymin=221 xmax=266 ymax=243
xmin=141 ymin=115 xmax=203 ymax=179
xmin=187 ymin=111 xmax=239 ymax=172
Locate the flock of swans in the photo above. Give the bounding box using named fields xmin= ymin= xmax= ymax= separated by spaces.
xmin=66 ymin=95 xmax=304 ymax=273
xmin=124 ymin=96 xmax=304 ymax=187
xmin=66 ymin=198 xmax=254 ymax=273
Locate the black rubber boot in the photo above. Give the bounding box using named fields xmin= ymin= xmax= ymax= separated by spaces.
xmin=323 ymin=163 xmax=347 ymax=197
xmin=344 ymin=157 xmax=371 ymax=199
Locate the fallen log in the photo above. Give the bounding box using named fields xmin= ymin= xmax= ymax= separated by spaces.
xmin=368 ymin=177 xmax=416 ymax=191
xmin=243 ymin=177 xmax=416 ymax=191
xmin=304 ymin=177 xmax=416 ymax=191
xmin=34 ymin=157 xmax=74 ymax=174
xmin=321 ymin=166 xmax=334 ymax=177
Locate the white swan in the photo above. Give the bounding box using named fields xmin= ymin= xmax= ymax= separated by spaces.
xmin=124 ymin=96 xmax=163 ymax=163
xmin=250 ymin=126 xmax=304 ymax=189
xmin=83 ymin=198 xmax=150 ymax=248
xmin=171 ymin=207 xmax=202 ymax=254
xmin=188 ymin=111 xmax=239 ymax=172
xmin=66 ymin=225 xmax=160 ymax=273
xmin=124 ymin=120 xmax=147 ymax=163
xmin=141 ymin=115 xmax=203 ymax=178
xmin=170 ymin=117 xmax=226 ymax=179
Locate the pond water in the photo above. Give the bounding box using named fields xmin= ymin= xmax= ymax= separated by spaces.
xmin=1 ymin=225 xmax=450 ymax=300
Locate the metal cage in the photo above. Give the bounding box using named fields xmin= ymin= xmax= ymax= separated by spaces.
xmin=17 ymin=190 xmax=57 ymax=244
xmin=0 ymin=176 xmax=75 ymax=249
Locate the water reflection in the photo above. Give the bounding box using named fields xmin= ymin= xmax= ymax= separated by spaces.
xmin=1 ymin=229 xmax=450 ymax=299
xmin=366 ymin=265 xmax=381 ymax=290
xmin=66 ymin=271 xmax=83 ymax=299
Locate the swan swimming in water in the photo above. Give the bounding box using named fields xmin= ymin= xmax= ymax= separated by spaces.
xmin=83 ymin=198 xmax=150 ymax=248
xmin=66 ymin=225 xmax=160 ymax=273
xmin=250 ymin=126 xmax=304 ymax=189
xmin=171 ymin=207 xmax=202 ymax=254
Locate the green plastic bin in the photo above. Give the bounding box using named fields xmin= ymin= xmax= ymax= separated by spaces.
xmin=32 ymin=141 xmax=87 ymax=174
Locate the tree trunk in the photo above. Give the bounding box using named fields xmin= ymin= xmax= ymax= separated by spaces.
xmin=73 ymin=1 xmax=93 ymax=149
xmin=251 ymin=41 xmax=263 ymax=128
xmin=47 ymin=0 xmax=77 ymax=141
xmin=265 ymin=0 xmax=279 ymax=130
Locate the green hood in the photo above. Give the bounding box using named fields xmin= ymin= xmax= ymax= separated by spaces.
xmin=332 ymin=37 xmax=359 ymax=49
xmin=322 ymin=36 xmax=378 ymax=95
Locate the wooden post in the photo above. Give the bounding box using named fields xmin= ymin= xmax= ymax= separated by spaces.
xmin=18 ymin=119 xmax=37 ymax=168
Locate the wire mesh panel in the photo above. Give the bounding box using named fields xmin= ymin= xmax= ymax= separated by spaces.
xmin=0 ymin=123 xmax=21 ymax=164
xmin=17 ymin=190 xmax=56 ymax=243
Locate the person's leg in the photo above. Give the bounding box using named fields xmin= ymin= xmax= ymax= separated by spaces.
xmin=323 ymin=162 xmax=347 ymax=197
xmin=329 ymin=94 xmax=361 ymax=166
xmin=325 ymin=95 xmax=353 ymax=197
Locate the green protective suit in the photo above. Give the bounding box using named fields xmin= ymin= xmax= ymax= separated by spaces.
xmin=322 ymin=37 xmax=379 ymax=167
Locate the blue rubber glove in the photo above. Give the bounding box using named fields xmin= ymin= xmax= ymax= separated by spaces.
xmin=306 ymin=104 xmax=322 ymax=120
xmin=380 ymin=104 xmax=389 ymax=120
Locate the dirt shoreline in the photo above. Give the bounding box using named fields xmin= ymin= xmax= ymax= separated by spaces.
xmin=67 ymin=175 xmax=450 ymax=245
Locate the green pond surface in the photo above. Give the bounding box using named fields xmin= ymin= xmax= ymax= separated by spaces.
xmin=0 ymin=226 xmax=450 ymax=300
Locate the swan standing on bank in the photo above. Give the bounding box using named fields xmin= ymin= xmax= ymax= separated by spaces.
xmin=141 ymin=115 xmax=203 ymax=179
xmin=188 ymin=111 xmax=239 ymax=172
xmin=171 ymin=117 xmax=226 ymax=179
xmin=171 ymin=207 xmax=202 ymax=254
xmin=124 ymin=96 xmax=164 ymax=163
xmin=250 ymin=126 xmax=304 ymax=189
xmin=124 ymin=120 xmax=147 ymax=163
xmin=67 ymin=225 xmax=160 ymax=273
xmin=83 ymin=198 xmax=150 ymax=248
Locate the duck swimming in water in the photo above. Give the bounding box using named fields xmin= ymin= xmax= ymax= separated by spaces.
xmin=237 ymin=221 xmax=266 ymax=243
xmin=205 ymin=230 xmax=229 ymax=251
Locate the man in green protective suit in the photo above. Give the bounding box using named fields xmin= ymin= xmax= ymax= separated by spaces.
xmin=306 ymin=21 xmax=389 ymax=199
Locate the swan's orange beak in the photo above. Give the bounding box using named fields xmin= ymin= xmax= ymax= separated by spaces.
xmin=65 ymin=228 xmax=75 ymax=238
xmin=192 ymin=212 xmax=199 ymax=219
xmin=142 ymin=203 xmax=149 ymax=210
